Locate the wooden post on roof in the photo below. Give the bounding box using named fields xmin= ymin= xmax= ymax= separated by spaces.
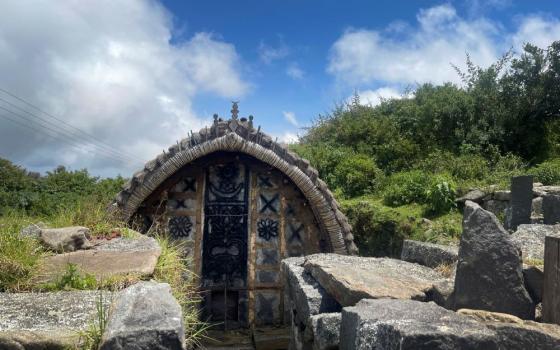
xmin=543 ymin=235 xmax=560 ymax=324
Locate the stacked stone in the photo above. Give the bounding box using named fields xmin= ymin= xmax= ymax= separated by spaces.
xmin=112 ymin=114 xmax=357 ymax=255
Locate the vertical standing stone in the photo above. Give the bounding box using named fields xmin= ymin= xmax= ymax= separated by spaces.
xmin=543 ymin=235 xmax=560 ymax=324
xmin=543 ymin=195 xmax=560 ymax=225
xmin=507 ymin=176 xmax=533 ymax=230
xmin=453 ymin=201 xmax=534 ymax=319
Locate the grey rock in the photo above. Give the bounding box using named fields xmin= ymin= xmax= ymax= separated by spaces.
xmin=535 ymin=186 xmax=560 ymax=196
xmin=456 ymin=189 xmax=487 ymax=204
xmin=426 ymin=279 xmax=455 ymax=309
xmin=340 ymin=299 xmax=498 ymax=350
xmin=19 ymin=222 xmax=47 ymax=238
xmin=40 ymin=226 xmax=92 ymax=253
xmin=543 ymin=194 xmax=560 ymax=225
xmin=303 ymin=254 xmax=447 ymax=307
xmin=523 ymin=264 xmax=544 ymax=304
xmin=308 ymin=313 xmax=341 ymax=350
xmin=510 ymin=224 xmax=560 ymax=260
xmin=483 ymin=199 xmax=509 ymax=218
xmin=453 ymin=201 xmax=534 ymax=319
xmin=400 ymin=239 xmax=458 ymax=268
xmin=493 ymin=190 xmax=511 ymax=201
xmin=533 ymin=197 xmax=543 ymax=216
xmin=507 ymin=175 xmax=533 ymax=230
xmin=100 ymin=281 xmax=184 ymax=350
xmin=0 ymin=290 xmax=112 ymax=349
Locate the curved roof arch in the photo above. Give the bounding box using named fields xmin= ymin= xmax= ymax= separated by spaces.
xmin=113 ymin=113 xmax=357 ymax=255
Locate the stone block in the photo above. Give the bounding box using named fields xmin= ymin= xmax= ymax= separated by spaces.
xmin=400 ymin=240 xmax=458 ymax=268
xmin=453 ymin=201 xmax=534 ymax=319
xmin=100 ymin=282 xmax=184 ymax=350
xmin=507 ymin=175 xmax=533 ymax=230
xmin=340 ymin=299 xmax=497 ymax=350
xmin=543 ymin=194 xmax=560 ymax=225
xmin=523 ymin=265 xmax=544 ymax=304
xmin=40 ymin=226 xmax=92 ymax=253
xmin=303 ymin=254 xmax=447 ymax=307
xmin=510 ymin=224 xmax=560 ymax=260
xmin=308 ymin=313 xmax=341 ymax=350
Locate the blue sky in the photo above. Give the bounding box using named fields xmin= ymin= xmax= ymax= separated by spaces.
xmin=0 ymin=0 xmax=559 ymax=176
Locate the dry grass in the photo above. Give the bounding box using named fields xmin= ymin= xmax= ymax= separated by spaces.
xmin=434 ymin=262 xmax=455 ymax=278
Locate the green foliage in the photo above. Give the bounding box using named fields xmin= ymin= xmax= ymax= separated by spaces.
xmin=0 ymin=211 xmax=44 ymax=291
xmin=341 ymin=198 xmax=419 ymax=256
xmin=41 ymin=263 xmax=97 ymax=291
xmin=424 ymin=174 xmax=457 ymax=215
xmin=531 ymin=158 xmax=560 ymax=185
xmin=382 ymin=170 xmax=431 ymax=206
xmin=333 ymin=153 xmax=384 ymax=197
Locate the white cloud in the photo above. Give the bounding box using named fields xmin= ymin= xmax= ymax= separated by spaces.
xmin=258 ymin=40 xmax=289 ymax=64
xmin=327 ymin=4 xmax=560 ymax=87
xmin=353 ymin=87 xmax=402 ymax=106
xmin=283 ymin=111 xmax=298 ymax=126
xmin=286 ymin=62 xmax=304 ymax=80
xmin=0 ymin=0 xmax=250 ymax=177
xmin=279 ymin=132 xmax=299 ymax=144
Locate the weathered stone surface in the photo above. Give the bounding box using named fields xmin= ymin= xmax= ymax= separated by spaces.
xmin=36 ymin=236 xmax=161 ymax=283
xmin=483 ymin=199 xmax=509 ymax=217
xmin=459 ymin=309 xmax=560 ymax=349
xmin=19 ymin=222 xmax=47 ymax=238
xmin=100 ymin=281 xmax=184 ymax=350
xmin=533 ymin=196 xmax=544 ymax=216
xmin=507 ymin=175 xmax=533 ymax=230
xmin=523 ymin=264 xmax=544 ymax=304
xmin=303 ymin=254 xmax=447 ymax=307
xmin=543 ymin=194 xmax=560 ymax=225
xmin=426 ymin=279 xmax=455 ymax=308
xmin=456 ymin=189 xmax=487 ymax=204
xmin=453 ymin=201 xmax=534 ymax=319
xmin=308 ymin=313 xmax=341 ymax=350
xmin=282 ymin=257 xmax=340 ymax=321
xmin=400 ymin=240 xmax=458 ymax=268
xmin=340 ymin=299 xmax=497 ymax=350
xmin=253 ymin=327 xmax=290 ymax=350
xmin=0 ymin=290 xmax=112 ymax=349
xmin=510 ymin=224 xmax=560 ymax=260
xmin=534 ymin=185 xmax=560 ymax=197
xmin=493 ymin=190 xmax=511 ymax=201
xmin=40 ymin=226 xmax=92 ymax=252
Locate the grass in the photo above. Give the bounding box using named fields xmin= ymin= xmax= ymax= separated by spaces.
xmin=152 ymin=234 xmax=208 ymax=347
xmin=78 ymin=290 xmax=111 ymax=350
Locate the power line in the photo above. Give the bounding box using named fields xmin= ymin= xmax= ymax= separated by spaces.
xmin=0 ymin=88 xmax=144 ymax=162
xmin=0 ymin=105 xmax=137 ymax=164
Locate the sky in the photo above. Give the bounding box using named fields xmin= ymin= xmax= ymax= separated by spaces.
xmin=0 ymin=0 xmax=559 ymax=177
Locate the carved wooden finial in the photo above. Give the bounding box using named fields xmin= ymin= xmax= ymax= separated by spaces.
xmin=248 ymin=115 xmax=254 ymax=129
xmin=231 ymin=101 xmax=239 ymax=120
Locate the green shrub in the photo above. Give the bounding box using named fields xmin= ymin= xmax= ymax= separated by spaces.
xmin=382 ymin=170 xmax=430 ymax=206
xmin=341 ymin=198 xmax=417 ymax=256
xmin=532 ymin=159 xmax=560 ymax=185
xmin=40 ymin=263 xmax=97 ymax=291
xmin=425 ymin=174 xmax=456 ymax=215
xmin=333 ymin=153 xmax=384 ymax=197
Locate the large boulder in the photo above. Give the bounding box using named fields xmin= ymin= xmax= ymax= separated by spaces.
xmin=35 ymin=236 xmax=161 ymax=284
xmin=453 ymin=201 xmax=534 ymax=319
xmin=19 ymin=222 xmax=47 ymax=239
xmin=340 ymin=299 xmax=497 ymax=350
xmin=456 ymin=189 xmax=487 ymax=205
xmin=510 ymin=224 xmax=560 ymax=260
xmin=40 ymin=226 xmax=92 ymax=252
xmin=303 ymin=254 xmax=447 ymax=307
xmin=0 ymin=290 xmax=112 ymax=349
xmin=307 ymin=313 xmax=341 ymax=350
xmin=400 ymin=240 xmax=458 ymax=268
xmin=100 ymin=281 xmax=184 ymax=350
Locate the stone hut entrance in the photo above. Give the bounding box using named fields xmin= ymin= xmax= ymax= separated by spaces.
xmin=113 ymin=104 xmax=356 ymax=330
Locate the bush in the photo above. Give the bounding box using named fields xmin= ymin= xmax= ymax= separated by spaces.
xmin=333 ymin=153 xmax=384 ymax=197
xmin=382 ymin=170 xmax=431 ymax=206
xmin=425 ymin=174 xmax=456 ymax=215
xmin=341 ymin=198 xmax=417 ymax=256
xmin=532 ymin=159 xmax=560 ymax=185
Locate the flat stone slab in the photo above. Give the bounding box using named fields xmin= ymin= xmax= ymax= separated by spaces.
xmin=303 ymin=254 xmax=447 ymax=307
xmin=511 ymin=224 xmax=560 ymax=260
xmin=35 ymin=236 xmax=161 ymax=283
xmin=340 ymin=299 xmax=497 ymax=350
xmin=400 ymin=240 xmax=458 ymax=268
xmin=0 ymin=290 xmax=112 ymax=348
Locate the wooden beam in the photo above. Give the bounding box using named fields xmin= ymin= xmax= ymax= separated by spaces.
xmin=543 ymin=235 xmax=560 ymax=324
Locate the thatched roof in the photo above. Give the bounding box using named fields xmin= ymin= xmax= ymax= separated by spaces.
xmin=113 ymin=110 xmax=357 ymax=255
